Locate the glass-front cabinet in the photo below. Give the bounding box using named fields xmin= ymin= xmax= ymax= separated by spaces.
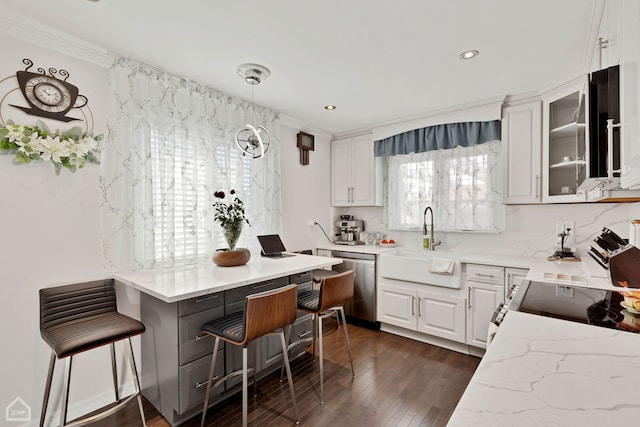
xmin=542 ymin=79 xmax=589 ymax=203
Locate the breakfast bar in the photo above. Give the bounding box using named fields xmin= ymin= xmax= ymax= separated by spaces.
xmin=115 ymin=253 xmax=341 ymax=426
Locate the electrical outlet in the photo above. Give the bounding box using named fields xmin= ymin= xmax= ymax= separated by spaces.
xmin=556 ymin=220 xmax=574 ymax=236
xmin=556 ymin=285 xmax=574 ymax=298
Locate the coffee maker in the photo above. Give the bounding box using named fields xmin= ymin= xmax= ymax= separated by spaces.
xmin=335 ymin=215 xmax=364 ymax=245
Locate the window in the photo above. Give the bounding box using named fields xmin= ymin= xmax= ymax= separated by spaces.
xmin=148 ymin=129 xmax=252 ymax=263
xmin=387 ymin=140 xmax=503 ymax=232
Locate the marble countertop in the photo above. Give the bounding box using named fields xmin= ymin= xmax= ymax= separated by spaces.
xmin=448 ymin=311 xmax=640 ymax=426
xmin=114 ymin=253 xmax=341 ymax=303
xmin=318 ymin=243 xmax=623 ymax=290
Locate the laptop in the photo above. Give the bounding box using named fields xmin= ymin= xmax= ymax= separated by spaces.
xmin=257 ymin=234 xmax=296 ymax=258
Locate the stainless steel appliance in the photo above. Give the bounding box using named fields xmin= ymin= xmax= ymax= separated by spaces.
xmin=335 ymin=219 xmax=364 ymax=245
xmin=331 ymin=250 xmax=378 ymax=329
xmin=490 ymin=280 xmax=640 ymax=343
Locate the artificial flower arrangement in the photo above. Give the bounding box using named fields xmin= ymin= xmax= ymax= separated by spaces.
xmin=0 ymin=120 xmax=102 ymax=175
xmin=213 ymin=189 xmax=250 ymax=250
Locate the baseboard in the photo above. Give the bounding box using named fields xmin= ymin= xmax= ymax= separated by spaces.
xmin=36 ymin=383 xmax=136 ymax=427
xmin=379 ymin=323 xmax=482 ymax=357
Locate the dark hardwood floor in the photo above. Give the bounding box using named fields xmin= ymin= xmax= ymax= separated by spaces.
xmin=92 ymin=320 xmax=480 ymax=427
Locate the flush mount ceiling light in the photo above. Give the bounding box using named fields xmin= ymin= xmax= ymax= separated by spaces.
xmin=459 ymin=49 xmax=480 ymax=60
xmin=235 ymin=63 xmax=271 ymax=159
xmin=324 ymin=105 xmax=337 ymax=110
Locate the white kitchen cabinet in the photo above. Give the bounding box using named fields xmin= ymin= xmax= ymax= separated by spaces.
xmin=331 ymin=134 xmax=383 ymax=206
xmin=465 ymin=264 xmax=505 ymax=349
xmin=620 ymin=0 xmax=640 ymax=189
xmin=590 ymin=0 xmax=622 ymax=72
xmin=542 ymin=79 xmax=589 ymax=203
xmin=502 ymin=101 xmax=542 ymax=204
xmin=417 ymin=290 xmax=466 ymax=343
xmin=378 ymin=282 xmax=466 ymax=344
xmin=505 ymin=267 xmax=529 ymax=300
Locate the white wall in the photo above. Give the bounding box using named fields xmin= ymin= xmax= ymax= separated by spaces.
xmin=280 ymin=122 xmax=332 ymax=252
xmin=0 ymin=35 xmax=127 ymax=426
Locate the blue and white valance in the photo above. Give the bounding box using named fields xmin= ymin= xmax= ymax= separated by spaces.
xmin=374 ymin=120 xmax=501 ymax=157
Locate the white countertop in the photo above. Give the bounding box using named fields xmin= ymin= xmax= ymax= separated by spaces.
xmin=317 ymin=243 xmax=397 ymax=255
xmin=448 ymin=311 xmax=640 ymax=426
xmin=114 ymin=253 xmax=341 ymax=303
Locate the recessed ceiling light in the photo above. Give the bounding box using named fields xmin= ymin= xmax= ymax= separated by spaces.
xmin=459 ymin=50 xmax=479 ymax=60
xmin=324 ymin=105 xmax=336 ymax=110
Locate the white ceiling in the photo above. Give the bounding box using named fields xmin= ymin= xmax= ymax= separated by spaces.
xmin=3 ymin=0 xmax=598 ymax=135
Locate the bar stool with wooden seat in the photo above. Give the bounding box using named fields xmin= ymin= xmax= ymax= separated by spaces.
xmin=285 ymin=270 xmax=355 ymax=404
xmin=200 ymin=284 xmax=300 ymax=427
xmin=39 ymin=278 xmax=146 ymax=427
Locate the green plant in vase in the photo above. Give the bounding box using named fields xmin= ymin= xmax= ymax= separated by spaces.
xmin=213 ymin=189 xmax=250 ymax=251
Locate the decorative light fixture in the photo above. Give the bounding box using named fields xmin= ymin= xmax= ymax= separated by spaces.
xmin=459 ymin=49 xmax=479 ymax=60
xmin=324 ymin=105 xmax=337 ymax=110
xmin=235 ymin=63 xmax=271 ymax=158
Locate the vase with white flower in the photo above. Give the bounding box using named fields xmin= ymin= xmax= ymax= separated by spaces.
xmin=212 ymin=189 xmax=251 ymax=266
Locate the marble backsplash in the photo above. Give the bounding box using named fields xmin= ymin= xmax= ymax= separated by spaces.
xmin=332 ymin=203 xmax=638 ymax=260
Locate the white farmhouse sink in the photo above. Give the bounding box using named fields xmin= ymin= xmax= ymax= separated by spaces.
xmin=379 ymin=249 xmax=462 ymax=289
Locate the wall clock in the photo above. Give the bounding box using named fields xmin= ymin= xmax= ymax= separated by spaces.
xmin=8 ymin=58 xmax=88 ymax=122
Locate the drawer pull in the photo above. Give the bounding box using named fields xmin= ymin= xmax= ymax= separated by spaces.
xmin=252 ymin=281 xmax=276 ymax=290
xmin=195 ymin=294 xmax=218 ymax=303
xmin=298 ymin=330 xmax=312 ymax=339
xmin=195 ymin=334 xmax=209 ymax=342
xmin=474 ymin=273 xmax=495 ymax=278
xmin=195 ymin=377 xmax=218 ymax=389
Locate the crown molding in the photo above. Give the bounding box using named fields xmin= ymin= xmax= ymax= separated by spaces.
xmin=278 ymin=114 xmax=332 ymax=140
xmin=331 ymin=128 xmax=372 ymax=141
xmin=0 ymin=11 xmax=112 ymax=68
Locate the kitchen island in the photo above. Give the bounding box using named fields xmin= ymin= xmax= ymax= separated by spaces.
xmin=448 ymin=310 xmax=640 ymax=426
xmin=115 ymin=253 xmax=341 ymax=426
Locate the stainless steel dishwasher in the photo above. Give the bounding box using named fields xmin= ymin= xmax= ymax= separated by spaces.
xmin=330 ymin=250 xmax=378 ymax=329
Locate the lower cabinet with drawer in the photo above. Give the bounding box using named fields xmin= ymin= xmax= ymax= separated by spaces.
xmin=465 ymin=264 xmax=505 ymax=349
xmin=136 ymin=272 xmax=312 ymax=427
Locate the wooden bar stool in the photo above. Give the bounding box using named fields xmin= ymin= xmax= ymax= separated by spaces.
xmin=285 ymin=270 xmax=355 ymax=404
xmin=39 ymin=279 xmax=146 ymax=427
xmin=200 ymin=284 xmax=300 ymax=427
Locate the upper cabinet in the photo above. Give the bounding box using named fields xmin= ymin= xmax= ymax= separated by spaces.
xmin=620 ymin=0 xmax=640 ymax=189
xmin=590 ymin=0 xmax=622 ymax=72
xmin=502 ymin=101 xmax=542 ymax=204
xmin=331 ymin=134 xmax=383 ymax=207
xmin=542 ymin=79 xmax=589 ymax=203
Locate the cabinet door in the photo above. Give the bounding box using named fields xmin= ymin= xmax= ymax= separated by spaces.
xmin=350 ymin=135 xmax=376 ymax=206
xmin=416 ymin=291 xmax=466 ymax=343
xmin=620 ymin=0 xmax=640 ymax=189
xmin=502 ymin=102 xmax=542 ymax=204
xmin=505 ymin=268 xmax=528 ymax=300
xmin=331 ymin=139 xmax=352 ymax=206
xmin=466 ymin=282 xmax=503 ymax=348
xmin=378 ymin=283 xmax=417 ymax=329
xmin=542 ymin=80 xmax=589 ymax=203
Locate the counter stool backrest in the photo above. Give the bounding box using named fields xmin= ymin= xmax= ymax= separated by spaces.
xmin=242 ymin=284 xmax=298 ymax=345
xmin=40 ymin=279 xmax=118 ymax=331
xmin=318 ymin=270 xmax=355 ymax=313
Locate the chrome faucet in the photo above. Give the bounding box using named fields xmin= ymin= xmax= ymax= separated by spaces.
xmin=423 ymin=206 xmax=441 ymax=251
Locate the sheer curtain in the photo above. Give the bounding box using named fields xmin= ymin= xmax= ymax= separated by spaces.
xmin=100 ymin=58 xmax=282 ymax=270
xmin=387 ymin=140 xmax=503 ymax=232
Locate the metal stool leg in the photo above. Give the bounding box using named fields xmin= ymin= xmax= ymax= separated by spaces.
xmin=338 ymin=307 xmax=355 ymax=377
xmin=252 ymin=341 xmax=258 ymax=397
xmin=318 ymin=312 xmax=324 ymax=404
xmin=279 ymin=325 xmax=293 ymax=382
xmin=39 ymin=352 xmax=56 ymax=427
xmin=59 ymin=356 xmax=72 ymax=426
xmin=127 ymin=338 xmax=147 ymax=427
xmin=312 ymin=314 xmax=317 ymax=360
xmin=242 ymin=346 xmax=248 ymax=427
xmin=200 ymin=338 xmax=220 ymax=427
xmin=279 ymin=330 xmax=300 ymax=424
xmin=110 ymin=343 xmax=120 ymax=401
